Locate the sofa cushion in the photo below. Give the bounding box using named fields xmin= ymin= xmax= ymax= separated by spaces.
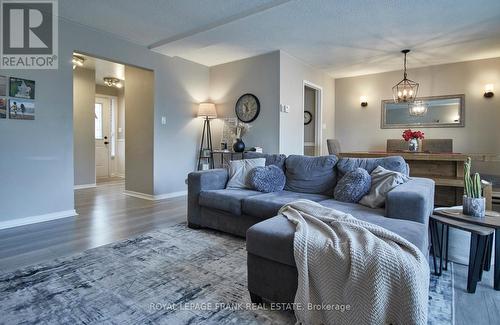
xmin=334 ymin=167 xmax=371 ymax=203
xmin=247 ymin=200 xmax=428 ymax=267
xmin=247 ymin=216 xmax=296 ymax=266
xmin=248 ymin=165 xmax=286 ymax=193
xmin=319 ymin=199 xmax=428 ymax=254
xmin=284 ymin=155 xmax=338 ymax=195
xmin=243 ymin=152 xmax=287 ymax=170
xmin=199 ymin=189 xmax=262 ymax=216
xmin=242 ymin=191 xmax=330 ymax=219
xmin=337 ymin=156 xmax=409 ymax=178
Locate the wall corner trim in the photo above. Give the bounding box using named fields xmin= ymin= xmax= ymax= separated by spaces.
xmin=123 ymin=190 xmax=187 ymax=201
xmin=0 ymin=210 xmax=78 ymax=230
xmin=74 ymin=183 xmax=97 ymax=190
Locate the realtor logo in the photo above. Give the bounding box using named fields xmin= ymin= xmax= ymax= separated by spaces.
xmin=0 ymin=0 xmax=58 ymax=69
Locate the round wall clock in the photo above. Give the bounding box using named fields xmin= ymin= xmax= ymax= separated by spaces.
xmin=235 ymin=93 xmax=260 ymax=123
xmin=304 ymin=111 xmax=313 ymax=125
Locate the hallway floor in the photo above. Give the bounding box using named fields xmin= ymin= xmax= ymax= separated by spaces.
xmin=0 ymin=179 xmax=185 ymax=273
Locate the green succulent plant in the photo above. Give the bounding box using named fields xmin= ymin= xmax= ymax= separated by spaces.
xmin=464 ymin=157 xmax=482 ymax=198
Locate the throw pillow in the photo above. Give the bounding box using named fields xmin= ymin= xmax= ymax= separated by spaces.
xmin=359 ymin=166 xmax=410 ymax=208
xmin=243 ymin=152 xmax=287 ymax=170
xmin=284 ymin=155 xmax=338 ymax=195
xmin=226 ymin=158 xmax=266 ymax=189
xmin=334 ymin=168 xmax=371 ymax=203
xmin=248 ymin=165 xmax=286 ymax=193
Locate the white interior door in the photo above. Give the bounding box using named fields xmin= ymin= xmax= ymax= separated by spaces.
xmin=95 ymin=97 xmax=111 ymax=178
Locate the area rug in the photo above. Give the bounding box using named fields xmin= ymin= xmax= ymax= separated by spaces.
xmin=0 ymin=223 xmax=454 ymax=324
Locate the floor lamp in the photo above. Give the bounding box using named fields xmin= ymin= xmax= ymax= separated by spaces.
xmin=197 ymin=103 xmax=217 ymax=170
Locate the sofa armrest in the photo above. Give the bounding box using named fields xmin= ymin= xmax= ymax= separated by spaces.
xmin=187 ymin=169 xmax=228 ymax=226
xmin=385 ymin=177 xmax=435 ymax=224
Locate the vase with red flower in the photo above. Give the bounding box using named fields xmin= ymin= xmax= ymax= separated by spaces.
xmin=402 ymin=129 xmax=425 ymax=152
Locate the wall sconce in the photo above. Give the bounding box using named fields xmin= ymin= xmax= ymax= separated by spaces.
xmin=360 ymin=96 xmax=368 ymax=107
xmin=484 ymin=84 xmax=494 ymax=98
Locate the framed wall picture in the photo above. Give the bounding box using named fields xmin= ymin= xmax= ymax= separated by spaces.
xmin=9 ymin=99 xmax=35 ymax=120
xmin=0 ymin=98 xmax=6 ymax=118
xmin=0 ymin=76 xmax=6 ymax=96
xmin=9 ymin=77 xmax=35 ymax=99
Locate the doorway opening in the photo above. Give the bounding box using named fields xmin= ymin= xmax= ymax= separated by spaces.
xmin=303 ymin=81 xmax=323 ymax=156
xmin=73 ymin=53 xmax=126 ymax=188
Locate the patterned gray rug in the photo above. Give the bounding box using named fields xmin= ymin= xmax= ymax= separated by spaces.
xmin=0 ymin=223 xmax=453 ymax=324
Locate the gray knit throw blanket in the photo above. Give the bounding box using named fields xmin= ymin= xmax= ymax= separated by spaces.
xmin=279 ymin=200 xmax=429 ymax=325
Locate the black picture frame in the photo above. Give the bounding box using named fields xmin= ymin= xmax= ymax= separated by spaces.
xmin=9 ymin=77 xmax=35 ymax=99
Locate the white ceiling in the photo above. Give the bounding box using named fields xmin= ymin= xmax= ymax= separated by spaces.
xmin=75 ymin=53 xmax=125 ymax=86
xmin=61 ymin=0 xmax=500 ymax=78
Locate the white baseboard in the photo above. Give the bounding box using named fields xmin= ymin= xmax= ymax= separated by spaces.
xmin=0 ymin=209 xmax=78 ymax=230
xmin=74 ymin=183 xmax=96 ymax=190
xmin=123 ymin=190 xmax=187 ymax=201
xmin=154 ymin=190 xmax=187 ymax=200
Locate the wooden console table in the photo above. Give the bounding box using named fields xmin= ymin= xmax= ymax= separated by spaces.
xmin=338 ymin=151 xmax=493 ymax=209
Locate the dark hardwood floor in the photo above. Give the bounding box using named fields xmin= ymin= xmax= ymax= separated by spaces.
xmin=0 ymin=179 xmax=498 ymax=324
xmin=0 ymin=179 xmax=185 ymax=272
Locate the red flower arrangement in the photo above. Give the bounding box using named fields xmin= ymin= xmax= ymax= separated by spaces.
xmin=402 ymin=129 xmax=425 ymax=141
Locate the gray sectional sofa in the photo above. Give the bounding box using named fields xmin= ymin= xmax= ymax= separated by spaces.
xmin=187 ymin=153 xmax=435 ymax=303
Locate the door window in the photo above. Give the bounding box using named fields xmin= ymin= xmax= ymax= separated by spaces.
xmin=95 ymin=103 xmax=103 ymax=139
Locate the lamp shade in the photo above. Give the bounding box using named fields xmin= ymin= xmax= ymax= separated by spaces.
xmin=198 ymin=102 xmax=217 ymax=119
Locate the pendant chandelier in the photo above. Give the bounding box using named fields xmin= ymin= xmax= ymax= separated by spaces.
xmin=408 ymin=100 xmax=428 ymax=116
xmin=392 ymin=49 xmax=419 ymax=103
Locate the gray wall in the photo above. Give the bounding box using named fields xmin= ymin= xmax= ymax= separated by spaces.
xmin=304 ymin=86 xmax=316 ymax=143
xmin=335 ymin=57 xmax=500 ymax=175
xmin=95 ymin=84 xmax=118 ymax=97
xmin=208 ymin=50 xmax=336 ymax=157
xmin=73 ymin=68 xmax=96 ymax=186
xmin=304 ymin=86 xmax=316 ymax=156
xmin=0 ymin=18 xmax=209 ymax=223
xmin=280 ymin=52 xmax=335 ymax=156
xmin=125 ymin=66 xmax=154 ymax=195
xmin=209 ymin=51 xmax=280 ymax=154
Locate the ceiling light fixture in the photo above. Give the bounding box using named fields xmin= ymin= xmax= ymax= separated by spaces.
xmin=72 ymin=55 xmax=85 ymax=69
xmin=392 ymin=49 xmax=419 ymax=103
xmin=408 ymin=100 xmax=428 ymax=117
xmin=103 ymin=77 xmax=122 ymax=88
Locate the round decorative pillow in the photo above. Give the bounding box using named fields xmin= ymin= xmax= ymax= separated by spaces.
xmin=334 ymin=167 xmax=371 ymax=203
xmin=248 ymin=165 xmax=286 ymax=193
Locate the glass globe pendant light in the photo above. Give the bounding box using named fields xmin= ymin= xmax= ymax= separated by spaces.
xmin=408 ymin=100 xmax=428 ymax=116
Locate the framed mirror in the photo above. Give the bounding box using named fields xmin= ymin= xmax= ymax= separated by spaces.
xmin=381 ymin=94 xmax=465 ymax=129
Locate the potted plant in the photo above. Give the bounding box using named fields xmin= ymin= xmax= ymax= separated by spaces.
xmin=463 ymin=157 xmax=485 ymax=217
xmin=402 ymin=129 xmax=425 ymax=152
